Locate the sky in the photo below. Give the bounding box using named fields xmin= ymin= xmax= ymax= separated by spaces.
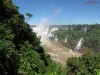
xmin=12 ymin=0 xmax=100 ymax=25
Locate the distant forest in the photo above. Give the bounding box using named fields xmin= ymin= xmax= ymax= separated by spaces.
xmin=48 ymin=24 xmax=100 ymax=52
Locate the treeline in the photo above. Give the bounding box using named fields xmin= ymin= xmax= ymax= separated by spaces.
xmin=0 ymin=0 xmax=65 ymax=75
xmin=53 ymin=24 xmax=100 ymax=52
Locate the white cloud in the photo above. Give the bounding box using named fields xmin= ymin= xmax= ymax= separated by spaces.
xmin=53 ymin=6 xmax=63 ymax=14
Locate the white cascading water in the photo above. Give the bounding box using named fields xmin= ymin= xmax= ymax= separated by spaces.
xmin=65 ymin=27 xmax=68 ymax=30
xmin=52 ymin=32 xmax=55 ymax=37
xmin=48 ymin=27 xmax=58 ymax=37
xmin=64 ymin=36 xmax=67 ymax=43
xmin=51 ymin=27 xmax=58 ymax=32
xmin=84 ymin=27 xmax=87 ymax=31
xmin=48 ymin=29 xmax=53 ymax=37
xmin=54 ymin=35 xmax=58 ymax=41
xmin=48 ymin=31 xmax=52 ymax=37
xmin=71 ymin=27 xmax=73 ymax=30
xmin=74 ymin=37 xmax=84 ymax=51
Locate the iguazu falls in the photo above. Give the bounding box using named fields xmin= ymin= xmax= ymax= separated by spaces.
xmin=0 ymin=0 xmax=100 ymax=75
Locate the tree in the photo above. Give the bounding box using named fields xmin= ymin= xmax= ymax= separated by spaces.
xmin=25 ymin=13 xmax=33 ymax=22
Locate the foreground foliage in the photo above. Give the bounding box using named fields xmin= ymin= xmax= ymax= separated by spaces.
xmin=0 ymin=0 xmax=65 ymax=75
xmin=66 ymin=52 xmax=100 ymax=75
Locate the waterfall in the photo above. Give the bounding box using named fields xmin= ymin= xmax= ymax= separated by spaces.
xmin=65 ymin=27 xmax=68 ymax=30
xmin=51 ymin=27 xmax=58 ymax=32
xmin=48 ymin=28 xmax=57 ymax=37
xmin=48 ymin=31 xmax=54 ymax=38
xmin=52 ymin=32 xmax=54 ymax=37
xmin=71 ymin=27 xmax=73 ymax=30
xmin=48 ymin=31 xmax=52 ymax=37
xmin=84 ymin=27 xmax=87 ymax=31
xmin=54 ymin=35 xmax=58 ymax=41
xmin=74 ymin=37 xmax=84 ymax=51
xmin=64 ymin=36 xmax=68 ymax=43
